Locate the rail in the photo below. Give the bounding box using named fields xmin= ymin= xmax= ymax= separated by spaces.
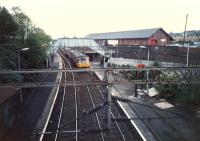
xmin=53 ymin=54 xmax=67 ymax=141
xmin=96 ymin=86 xmax=126 ymax=141
xmin=86 ymin=86 xmax=105 ymax=141
xmin=58 ymin=53 xmax=78 ymax=141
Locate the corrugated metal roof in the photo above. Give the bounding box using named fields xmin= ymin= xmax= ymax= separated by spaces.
xmin=53 ymin=38 xmax=98 ymax=47
xmin=52 ymin=38 xmax=113 ymax=56
xmin=86 ymin=28 xmax=162 ymax=39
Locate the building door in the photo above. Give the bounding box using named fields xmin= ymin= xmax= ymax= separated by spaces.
xmin=148 ymin=38 xmax=157 ymax=45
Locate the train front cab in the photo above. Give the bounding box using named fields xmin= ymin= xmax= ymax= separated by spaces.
xmin=77 ymin=63 xmax=90 ymax=68
xmin=76 ymin=57 xmax=90 ymax=68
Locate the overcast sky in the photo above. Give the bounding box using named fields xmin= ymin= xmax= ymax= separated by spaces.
xmin=1 ymin=0 xmax=200 ymax=38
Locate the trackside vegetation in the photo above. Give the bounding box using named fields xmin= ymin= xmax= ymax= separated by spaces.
xmin=0 ymin=6 xmax=51 ymax=82
xmin=121 ymin=63 xmax=200 ymax=117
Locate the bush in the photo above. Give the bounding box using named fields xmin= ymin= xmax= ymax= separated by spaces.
xmin=152 ymin=61 xmax=161 ymax=67
xmin=155 ymin=70 xmax=200 ymax=105
xmin=154 ymin=71 xmax=182 ymax=99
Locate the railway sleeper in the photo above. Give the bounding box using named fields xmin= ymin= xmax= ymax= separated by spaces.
xmin=81 ymin=128 xmax=109 ymax=134
xmin=82 ymin=101 xmax=108 ymax=116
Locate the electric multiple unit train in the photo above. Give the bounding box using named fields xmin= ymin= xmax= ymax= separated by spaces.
xmin=61 ymin=48 xmax=90 ymax=68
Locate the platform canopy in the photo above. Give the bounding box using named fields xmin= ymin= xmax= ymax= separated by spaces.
xmin=52 ymin=38 xmax=111 ymax=56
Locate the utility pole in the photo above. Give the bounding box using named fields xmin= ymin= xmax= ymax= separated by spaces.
xmin=103 ymin=54 xmax=111 ymax=131
xmin=146 ymin=47 xmax=150 ymax=95
xmin=107 ymin=84 xmax=111 ymax=130
xmin=139 ymin=46 xmax=150 ymax=95
xmin=117 ymin=51 xmax=119 ymax=68
xmin=183 ymin=14 xmax=188 ymax=47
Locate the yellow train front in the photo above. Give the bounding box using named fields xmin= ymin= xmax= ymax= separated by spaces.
xmin=63 ymin=48 xmax=91 ymax=68
xmin=76 ymin=56 xmax=90 ymax=68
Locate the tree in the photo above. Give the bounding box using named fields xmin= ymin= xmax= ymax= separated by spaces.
xmin=21 ymin=27 xmax=51 ymax=69
xmin=11 ymin=7 xmax=52 ymax=69
xmin=27 ymin=27 xmax=51 ymax=46
xmin=0 ymin=6 xmax=18 ymax=43
xmin=0 ymin=7 xmax=19 ymax=82
xmin=0 ymin=6 xmax=52 ymax=83
xmin=11 ymin=7 xmax=32 ymax=45
xmin=0 ymin=6 xmax=51 ymax=70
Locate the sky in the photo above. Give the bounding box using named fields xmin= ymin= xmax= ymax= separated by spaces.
xmin=1 ymin=0 xmax=200 ymax=39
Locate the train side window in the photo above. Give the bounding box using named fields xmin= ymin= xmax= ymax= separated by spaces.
xmin=78 ymin=58 xmax=81 ymax=63
xmin=81 ymin=58 xmax=86 ymax=62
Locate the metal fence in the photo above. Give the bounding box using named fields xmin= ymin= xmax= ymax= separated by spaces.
xmin=109 ymin=57 xmax=183 ymax=67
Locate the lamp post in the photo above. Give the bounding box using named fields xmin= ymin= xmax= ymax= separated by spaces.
xmin=42 ymin=44 xmax=50 ymax=68
xmin=139 ymin=46 xmax=150 ymax=95
xmin=116 ymin=50 xmax=119 ymax=68
xmin=17 ymin=47 xmax=29 ymax=103
xmin=186 ymin=42 xmax=190 ymax=66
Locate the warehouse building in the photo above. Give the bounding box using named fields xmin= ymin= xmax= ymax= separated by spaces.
xmin=87 ymin=28 xmax=173 ymax=46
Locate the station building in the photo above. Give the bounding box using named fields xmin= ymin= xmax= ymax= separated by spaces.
xmin=87 ymin=28 xmax=173 ymax=46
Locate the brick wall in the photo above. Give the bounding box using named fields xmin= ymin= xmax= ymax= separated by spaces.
xmin=107 ymin=45 xmax=200 ymax=65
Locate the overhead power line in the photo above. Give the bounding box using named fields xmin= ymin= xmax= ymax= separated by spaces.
xmin=0 ymin=67 xmax=200 ymax=74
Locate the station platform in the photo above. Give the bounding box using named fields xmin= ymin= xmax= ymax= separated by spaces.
xmin=1 ymin=53 xmax=62 ymax=141
xmin=91 ymin=62 xmax=200 ymax=141
xmin=31 ymin=53 xmax=63 ymax=141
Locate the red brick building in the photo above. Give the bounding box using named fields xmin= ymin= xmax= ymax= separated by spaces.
xmin=87 ymin=28 xmax=173 ymax=46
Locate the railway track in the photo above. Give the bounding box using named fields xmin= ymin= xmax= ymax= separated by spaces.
xmin=42 ymin=51 xmax=142 ymax=141
xmin=56 ymin=52 xmax=78 ymax=141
